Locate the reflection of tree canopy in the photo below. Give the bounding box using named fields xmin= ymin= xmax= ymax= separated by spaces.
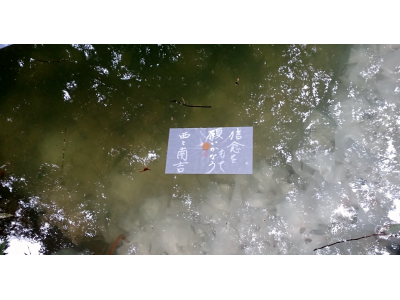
xmin=0 ymin=44 xmax=351 ymax=254
xmin=0 ymin=179 xmax=74 ymax=254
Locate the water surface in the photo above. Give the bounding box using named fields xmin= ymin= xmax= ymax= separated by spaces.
xmin=1 ymin=44 xmax=399 ymax=254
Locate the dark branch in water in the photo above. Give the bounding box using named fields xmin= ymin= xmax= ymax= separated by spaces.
xmin=313 ymin=233 xmax=399 ymax=251
xmin=171 ymin=100 xmax=211 ymax=108
xmin=34 ymin=58 xmax=68 ymax=63
xmin=61 ymin=128 xmax=66 ymax=171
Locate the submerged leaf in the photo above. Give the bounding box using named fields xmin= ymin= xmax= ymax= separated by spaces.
xmin=0 ymin=213 xmax=13 ymax=219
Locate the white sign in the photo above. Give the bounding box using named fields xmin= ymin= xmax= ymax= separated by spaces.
xmin=165 ymin=127 xmax=253 ymax=174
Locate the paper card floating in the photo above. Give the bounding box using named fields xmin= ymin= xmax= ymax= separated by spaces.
xmin=165 ymin=127 xmax=253 ymax=174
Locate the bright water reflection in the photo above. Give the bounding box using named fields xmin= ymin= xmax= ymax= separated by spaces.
xmin=1 ymin=44 xmax=399 ymax=254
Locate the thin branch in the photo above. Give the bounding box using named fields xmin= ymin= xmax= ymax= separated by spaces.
xmin=108 ymin=234 xmax=129 ymax=255
xmin=61 ymin=128 xmax=66 ymax=171
xmin=313 ymin=233 xmax=399 ymax=251
xmin=170 ymin=100 xmax=211 ymax=108
xmin=34 ymin=58 xmax=68 ymax=63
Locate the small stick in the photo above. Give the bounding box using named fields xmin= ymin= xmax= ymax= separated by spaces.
xmin=34 ymin=58 xmax=68 ymax=63
xmin=313 ymin=233 xmax=396 ymax=251
xmin=171 ymin=100 xmax=211 ymax=108
xmin=61 ymin=128 xmax=66 ymax=171
xmin=108 ymin=234 xmax=129 ymax=255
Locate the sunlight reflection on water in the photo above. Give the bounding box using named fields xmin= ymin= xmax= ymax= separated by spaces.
xmin=1 ymin=44 xmax=399 ymax=255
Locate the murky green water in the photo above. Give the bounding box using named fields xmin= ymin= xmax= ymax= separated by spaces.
xmin=4 ymin=44 xmax=395 ymax=255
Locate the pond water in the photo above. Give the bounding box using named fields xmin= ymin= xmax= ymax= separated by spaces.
xmin=1 ymin=44 xmax=400 ymax=255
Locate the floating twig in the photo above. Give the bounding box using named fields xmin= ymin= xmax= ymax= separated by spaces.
xmin=171 ymin=99 xmax=211 ymax=108
xmin=34 ymin=58 xmax=68 ymax=63
xmin=108 ymin=234 xmax=129 ymax=255
xmin=313 ymin=233 xmax=399 ymax=251
xmin=61 ymin=128 xmax=66 ymax=171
